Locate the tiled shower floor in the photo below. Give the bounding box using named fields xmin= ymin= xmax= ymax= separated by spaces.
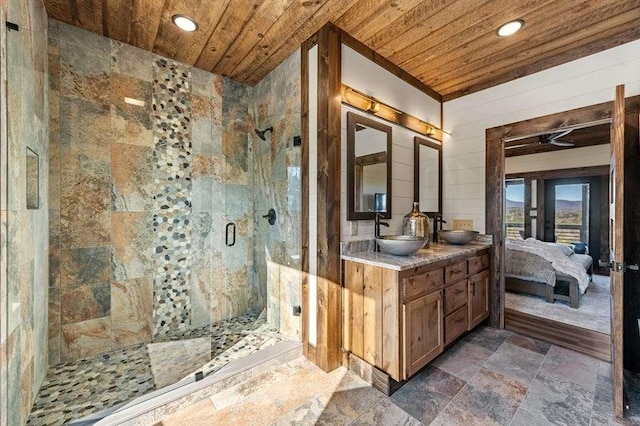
xmin=27 ymin=311 xmax=285 ymax=425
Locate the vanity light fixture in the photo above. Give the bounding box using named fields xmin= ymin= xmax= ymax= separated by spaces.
xmin=172 ymin=14 xmax=198 ymax=32
xmin=497 ymin=19 xmax=524 ymax=37
xmin=367 ymin=100 xmax=380 ymax=113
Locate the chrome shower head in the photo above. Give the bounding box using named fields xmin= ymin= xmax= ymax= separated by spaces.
xmin=254 ymin=126 xmax=273 ymax=140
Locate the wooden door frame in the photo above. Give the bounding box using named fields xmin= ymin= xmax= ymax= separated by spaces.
xmin=485 ymin=95 xmax=640 ymax=329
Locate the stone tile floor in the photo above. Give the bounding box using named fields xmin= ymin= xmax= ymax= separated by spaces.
xmin=27 ymin=311 xmax=286 ymax=425
xmin=157 ymin=326 xmax=640 ymax=426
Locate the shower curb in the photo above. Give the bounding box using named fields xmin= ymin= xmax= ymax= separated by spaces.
xmin=93 ymin=341 xmax=303 ymax=426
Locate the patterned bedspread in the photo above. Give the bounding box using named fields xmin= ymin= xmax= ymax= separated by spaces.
xmin=506 ymin=239 xmax=590 ymax=293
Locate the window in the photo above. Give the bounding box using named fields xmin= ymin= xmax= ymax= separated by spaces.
xmin=505 ymin=179 xmax=524 ymax=240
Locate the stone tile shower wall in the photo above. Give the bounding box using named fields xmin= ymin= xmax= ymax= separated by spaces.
xmin=48 ymin=20 xmax=256 ymax=363
xmin=251 ymin=49 xmax=302 ymax=339
xmin=1 ymin=0 xmax=50 ymax=424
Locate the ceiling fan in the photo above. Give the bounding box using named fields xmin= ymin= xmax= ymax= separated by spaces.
xmin=537 ymin=129 xmax=575 ymax=147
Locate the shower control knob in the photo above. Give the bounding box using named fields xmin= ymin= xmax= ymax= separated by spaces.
xmin=263 ymin=208 xmax=276 ymax=225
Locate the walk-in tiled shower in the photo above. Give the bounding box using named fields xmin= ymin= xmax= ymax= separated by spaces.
xmin=3 ymin=12 xmax=302 ymax=425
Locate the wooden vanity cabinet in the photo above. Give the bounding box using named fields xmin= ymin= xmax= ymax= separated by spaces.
xmin=343 ymin=248 xmax=490 ymax=382
xmin=403 ymin=289 xmax=444 ymax=377
xmin=468 ymin=269 xmax=490 ymax=329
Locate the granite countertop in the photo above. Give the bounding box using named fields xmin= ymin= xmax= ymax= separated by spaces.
xmin=341 ymin=235 xmax=492 ymax=271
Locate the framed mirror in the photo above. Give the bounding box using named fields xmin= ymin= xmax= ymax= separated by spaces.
xmin=414 ymin=136 xmax=442 ymax=213
xmin=347 ymin=112 xmax=392 ymax=221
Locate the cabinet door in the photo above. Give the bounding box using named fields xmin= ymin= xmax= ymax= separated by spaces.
xmin=468 ymin=270 xmax=489 ymax=330
xmin=403 ymin=290 xmax=444 ymax=378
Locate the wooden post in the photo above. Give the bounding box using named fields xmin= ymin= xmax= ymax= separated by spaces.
xmin=314 ymin=23 xmax=342 ymax=372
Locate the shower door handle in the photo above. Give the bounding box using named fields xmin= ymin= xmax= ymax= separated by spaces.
xmin=225 ymin=223 xmax=236 ymax=247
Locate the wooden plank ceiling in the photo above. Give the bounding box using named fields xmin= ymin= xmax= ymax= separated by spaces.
xmin=44 ymin=0 xmax=640 ymax=100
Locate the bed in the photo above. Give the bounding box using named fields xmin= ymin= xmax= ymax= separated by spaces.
xmin=505 ymin=238 xmax=593 ymax=309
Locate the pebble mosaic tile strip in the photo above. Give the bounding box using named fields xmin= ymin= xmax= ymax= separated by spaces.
xmin=27 ymin=311 xmax=283 ymax=426
xmin=151 ymin=58 xmax=194 ymax=338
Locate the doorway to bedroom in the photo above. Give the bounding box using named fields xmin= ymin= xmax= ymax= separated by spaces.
xmin=503 ymin=164 xmax=611 ymax=339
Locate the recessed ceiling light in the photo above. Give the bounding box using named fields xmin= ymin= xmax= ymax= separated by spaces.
xmin=497 ymin=19 xmax=524 ymax=37
xmin=172 ymin=14 xmax=198 ymax=32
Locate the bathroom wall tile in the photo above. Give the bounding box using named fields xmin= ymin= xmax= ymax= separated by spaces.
xmin=279 ymin=266 xmax=301 ymax=338
xmin=60 ymin=246 xmax=111 ymax=290
xmin=58 ymin=26 xmax=109 ymax=103
xmin=110 ymin=40 xmax=156 ymax=82
xmin=223 ymin=130 xmax=249 ymax=184
xmin=48 ymin=287 xmax=61 ymax=365
xmin=60 ymin=281 xmax=111 ymax=324
xmin=59 ymin=172 xmax=112 ymax=248
xmin=49 ymin=209 xmax=61 ymax=288
xmin=191 ymin=212 xmax=213 ymax=270
xmin=112 ymin=144 xmax=154 ymax=211
xmin=61 ymin=317 xmax=112 ymax=362
xmin=191 ymin=268 xmax=213 ymax=329
xmin=59 ymin=96 xmax=112 ymax=177
xmin=59 ymin=61 xmax=109 ymax=105
xmin=111 ymin=277 xmax=153 ymax=349
xmin=222 ymin=78 xmax=249 ymax=133
xmin=191 ymin=67 xmax=222 ymax=99
xmin=112 ymin=212 xmax=153 ymax=281
xmin=110 ymin=73 xmax=153 ymax=148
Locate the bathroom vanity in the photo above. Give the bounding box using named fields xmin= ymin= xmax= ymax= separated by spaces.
xmin=341 ymin=238 xmax=492 ymax=388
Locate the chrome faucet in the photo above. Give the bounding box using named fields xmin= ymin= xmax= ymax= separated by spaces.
xmin=375 ymin=213 xmax=389 ymax=252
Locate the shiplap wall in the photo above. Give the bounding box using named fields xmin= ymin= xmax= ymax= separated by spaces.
xmin=341 ymin=45 xmax=442 ymax=241
xmin=443 ymin=40 xmax=640 ymax=233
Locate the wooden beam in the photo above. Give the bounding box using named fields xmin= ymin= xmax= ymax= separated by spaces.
xmin=314 ymin=23 xmax=342 ymax=373
xmin=300 ymin=33 xmax=314 ymax=360
xmin=506 ymin=165 xmax=610 ymax=181
xmin=485 ymin=128 xmax=504 ymax=328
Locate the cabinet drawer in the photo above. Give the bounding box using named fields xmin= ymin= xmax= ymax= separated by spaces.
xmin=468 ymin=254 xmax=490 ymax=275
xmin=403 ymin=269 xmax=443 ymax=302
xmin=445 ymin=261 xmax=467 ymax=285
xmin=445 ymin=305 xmax=468 ymax=346
xmin=444 ymin=280 xmax=467 ymax=315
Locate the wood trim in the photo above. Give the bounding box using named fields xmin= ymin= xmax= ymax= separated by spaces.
xmin=524 ymin=178 xmax=532 ymax=239
xmin=611 ymin=85 xmax=625 ymax=418
xmin=342 ymin=84 xmax=444 ymax=142
xmin=347 ymin=111 xmax=392 ymax=221
xmin=314 ymin=23 xmax=342 ymax=373
xmin=414 ymin=136 xmax=442 ymax=214
xmin=506 ymin=165 xmax=610 ymax=180
xmin=486 ymin=95 xmax=640 ymax=330
xmin=339 ymin=29 xmax=442 ymax=103
xmin=486 ymin=128 xmax=504 ymax=328
xmin=536 ymin=179 xmax=545 ymax=241
xmin=505 ymin=309 xmax=610 ymax=362
xmin=301 ymin=33 xmax=313 ymax=360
